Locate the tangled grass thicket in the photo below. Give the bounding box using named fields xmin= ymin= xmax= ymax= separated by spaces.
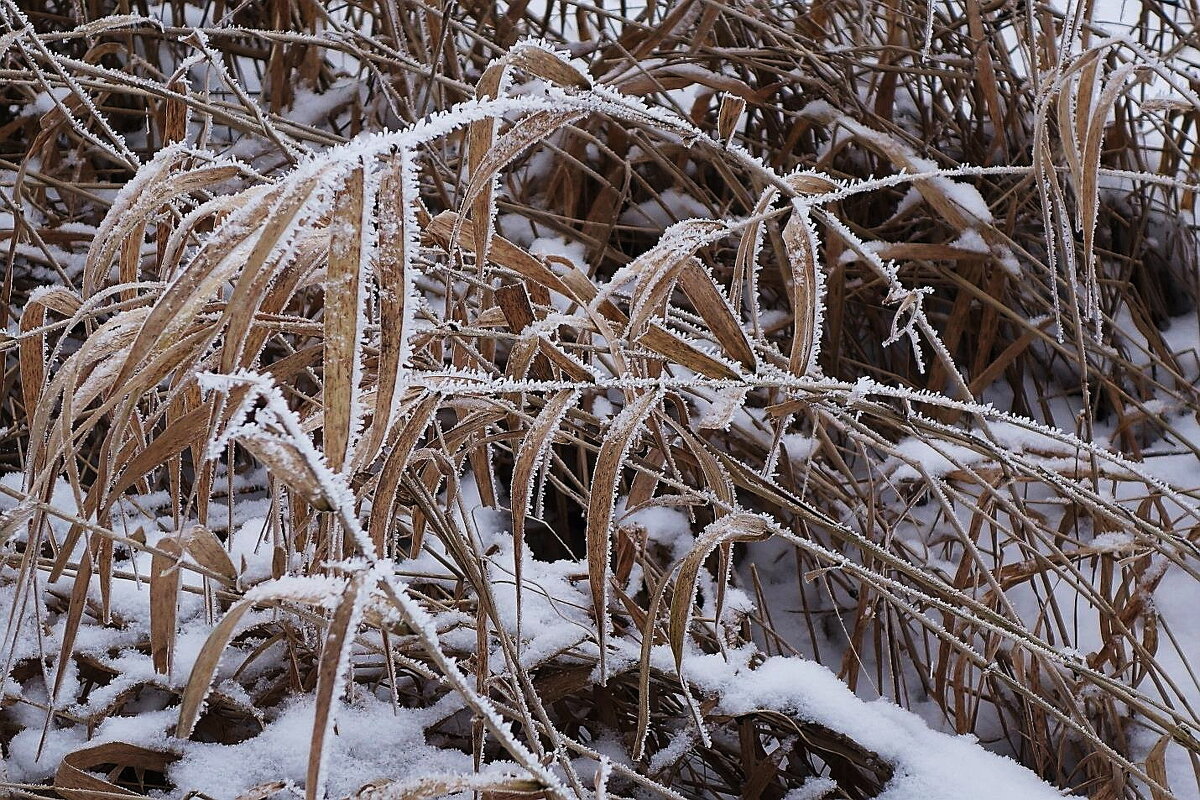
xmin=4 ymin=0 xmax=1200 ymax=798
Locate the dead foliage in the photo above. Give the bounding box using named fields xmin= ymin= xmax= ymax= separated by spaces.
xmin=4 ymin=0 xmax=1200 ymax=799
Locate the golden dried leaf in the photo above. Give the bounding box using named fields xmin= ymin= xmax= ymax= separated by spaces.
xmin=677 ymin=259 xmax=755 ymax=369
xmin=668 ymin=513 xmax=770 ymax=669
xmin=150 ymin=535 xmax=183 ymax=675
xmin=177 ymin=599 xmax=255 ymax=738
xmin=640 ymin=323 xmax=742 ymax=379
xmin=717 ymin=93 xmax=745 ymax=142
xmin=55 ymin=742 xmax=178 ymax=799
xmin=325 ymin=165 xmax=367 ymax=472
xmin=587 ymin=390 xmax=659 ymax=680
xmin=183 ymin=524 xmax=238 ymax=584
xmin=308 ymin=573 xmax=366 ymax=800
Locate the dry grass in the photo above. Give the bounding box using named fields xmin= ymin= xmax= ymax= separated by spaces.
xmin=4 ymin=0 xmax=1200 ymax=798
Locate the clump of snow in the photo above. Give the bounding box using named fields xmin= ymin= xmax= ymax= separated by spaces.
xmin=911 ymin=158 xmax=993 ymax=224
xmin=497 ymin=213 xmax=537 ymax=246
xmin=618 ymin=501 xmax=695 ymax=562
xmin=837 ymin=240 xmax=874 ymax=265
xmin=672 ymin=648 xmax=1077 ymax=800
xmin=779 ymin=433 xmax=819 ymax=462
xmin=782 ymin=778 xmax=838 ymax=800
xmin=28 ymin=87 xmax=72 ymax=117
xmin=984 ymin=242 xmax=1022 ymax=276
xmin=886 ymin=437 xmax=986 ymax=481
xmin=950 ymin=229 xmax=988 ymax=254
xmin=887 ymin=186 xmax=924 ymax=222
xmin=647 ymin=726 xmax=699 ymax=773
xmin=619 ymin=189 xmax=711 ymax=228
xmin=6 ymin=722 xmax=88 ymax=782
xmin=483 ymin=541 xmax=595 ymax=669
xmin=228 ymin=516 xmax=276 ymax=586
xmin=1090 ymin=531 xmax=1136 ymax=552
xmin=171 ymin=693 xmax=476 ymax=799
xmin=696 ymin=385 xmax=750 ymax=430
xmin=530 ymin=235 xmax=588 ymax=269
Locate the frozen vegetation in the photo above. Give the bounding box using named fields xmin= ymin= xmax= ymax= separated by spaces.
xmin=3 ymin=0 xmax=1200 ymax=799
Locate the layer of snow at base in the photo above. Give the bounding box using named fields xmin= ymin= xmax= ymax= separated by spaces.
xmin=673 ymin=647 xmax=1077 ymax=800
xmin=3 ymin=689 xmax=477 ymax=799
xmin=183 ymin=694 xmax=475 ymax=798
